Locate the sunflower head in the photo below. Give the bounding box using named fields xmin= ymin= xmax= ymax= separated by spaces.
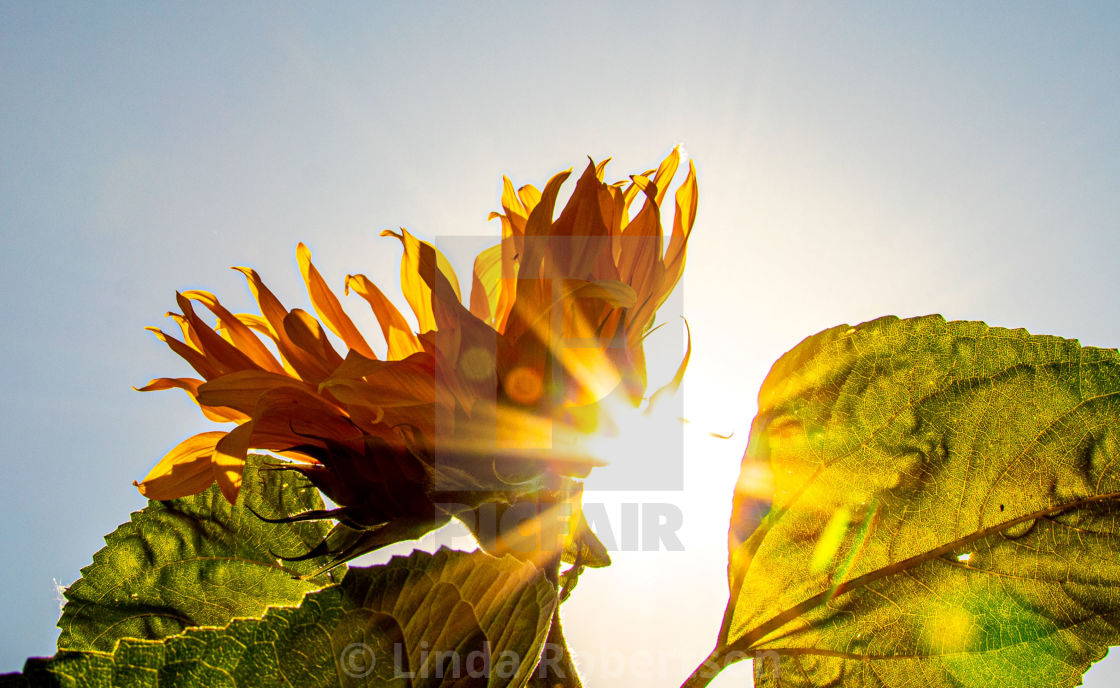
xmin=136 ymin=149 xmax=697 ymax=567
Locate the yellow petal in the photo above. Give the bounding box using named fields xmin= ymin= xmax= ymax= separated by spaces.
xmin=165 ymin=311 xmax=206 ymax=352
xmin=380 ymin=228 xmax=462 ymax=333
xmin=619 ymin=170 xmax=653 ymax=230
xmin=230 ymin=266 xmax=286 ymax=339
xmin=495 ymin=234 xmax=521 ymax=333
xmin=521 ymin=170 xmax=572 ymax=253
xmin=135 ymin=431 xmax=226 ymax=500
xmin=411 ymin=231 xmax=473 ymax=337
xmin=469 ymin=243 xmax=503 ymax=324
xmin=296 ymin=243 xmax=377 ymax=360
xmin=499 ymin=175 xmax=529 ymax=233
xmin=664 ymin=159 xmax=698 ymax=290
xmin=650 ymin=146 xmax=682 ymax=207
xmin=233 ymin=313 xmax=273 ymax=338
xmin=212 ymin=421 xmax=253 ymax=504
xmin=345 ymin=273 xmax=423 ymax=359
xmin=593 ymin=157 xmax=611 ymax=181
xmin=517 ymin=184 xmax=542 ymax=214
xmin=632 ymin=159 xmax=696 ymax=341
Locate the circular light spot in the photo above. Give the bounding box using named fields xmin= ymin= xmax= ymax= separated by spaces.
xmin=460 ymin=346 xmax=495 ymax=382
xmin=505 ymin=366 xmax=544 ymax=405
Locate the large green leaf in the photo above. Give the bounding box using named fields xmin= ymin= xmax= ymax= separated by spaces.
xmin=6 ymin=549 xmax=556 ymax=688
xmin=707 ymin=316 xmax=1120 ymax=687
xmin=57 ymin=454 xmax=342 ymax=652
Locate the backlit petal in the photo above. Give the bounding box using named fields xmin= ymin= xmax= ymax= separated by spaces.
xmin=196 ymin=370 xmax=314 ymax=415
xmin=180 ymin=290 xmax=285 ymax=374
xmin=135 ymin=431 xmax=226 ymax=500
xmin=212 ymin=421 xmax=253 ymax=503
xmin=136 ymin=377 xmax=248 ymax=423
xmin=345 ymin=273 xmax=423 ymax=359
xmin=380 ymin=228 xmax=462 ymax=334
xmin=296 ymin=243 xmax=377 ymax=360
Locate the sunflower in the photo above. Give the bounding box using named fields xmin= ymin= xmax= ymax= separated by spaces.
xmin=135 ymin=149 xmax=697 ymax=567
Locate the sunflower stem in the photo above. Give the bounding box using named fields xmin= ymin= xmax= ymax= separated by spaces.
xmin=680 ymin=648 xmax=733 ymax=688
xmin=528 ymin=555 xmax=582 ymax=688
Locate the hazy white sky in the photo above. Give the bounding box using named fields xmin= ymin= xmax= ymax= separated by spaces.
xmin=2 ymin=3 xmax=1119 ymax=685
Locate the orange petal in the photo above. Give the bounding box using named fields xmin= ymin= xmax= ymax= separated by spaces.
xmin=233 ymin=266 xmax=334 ymax=382
xmin=522 ymin=279 xmax=636 ymax=342
xmin=231 ymin=266 xmax=287 ymax=338
xmin=135 ymin=377 xmax=249 ymax=423
xmin=549 ymin=161 xmax=613 ymax=280
xmin=196 ymin=370 xmax=312 ymax=415
xmin=618 ymin=175 xmax=666 ymax=326
xmin=504 ymin=170 xmax=572 ymax=342
xmin=180 ymin=290 xmax=285 ymax=374
xmin=283 ymin=308 xmax=344 ymax=378
xmin=296 ymin=243 xmax=377 ymax=360
xmin=320 ymin=350 xmax=438 ymax=408
xmin=135 ymin=431 xmax=226 ymax=500
xmin=174 ymin=292 xmax=259 ymax=374
xmin=145 ymin=327 xmax=223 ymax=381
xmin=248 ymin=385 xmax=361 ymax=447
xmin=562 ymin=279 xmax=637 ymax=308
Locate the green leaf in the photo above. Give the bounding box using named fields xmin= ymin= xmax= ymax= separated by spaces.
xmin=10 ymin=548 xmax=557 ymax=688
xmin=712 ymin=316 xmax=1120 ymax=687
xmin=58 ymin=454 xmax=342 ymax=653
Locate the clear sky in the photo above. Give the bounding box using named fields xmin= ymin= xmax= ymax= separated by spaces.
xmin=2 ymin=2 xmax=1119 ymax=685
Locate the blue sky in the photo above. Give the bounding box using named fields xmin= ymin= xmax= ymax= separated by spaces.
xmin=2 ymin=2 xmax=1119 ymax=685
